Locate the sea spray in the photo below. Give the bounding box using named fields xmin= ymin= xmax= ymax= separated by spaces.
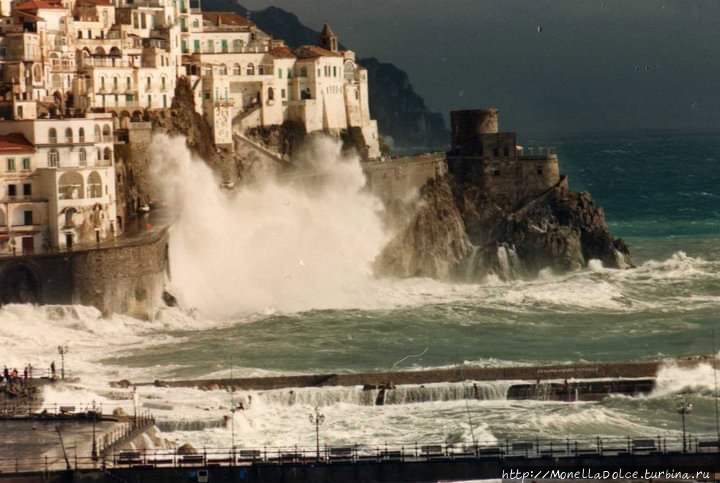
xmin=149 ymin=134 xmax=389 ymax=317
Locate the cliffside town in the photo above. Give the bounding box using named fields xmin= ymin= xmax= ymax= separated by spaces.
xmin=0 ymin=0 xmax=631 ymax=314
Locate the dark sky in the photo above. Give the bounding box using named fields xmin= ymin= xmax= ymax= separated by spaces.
xmin=241 ymin=0 xmax=720 ymax=135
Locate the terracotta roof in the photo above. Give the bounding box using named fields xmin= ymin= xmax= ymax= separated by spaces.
xmin=0 ymin=133 xmax=35 ymax=154
xmin=12 ymin=10 xmax=43 ymax=21
xmin=294 ymin=45 xmax=342 ymax=59
xmin=15 ymin=0 xmax=64 ymax=10
xmin=76 ymin=0 xmax=112 ymax=6
xmin=270 ymin=45 xmax=295 ymax=59
xmin=201 ymin=11 xmax=254 ymax=28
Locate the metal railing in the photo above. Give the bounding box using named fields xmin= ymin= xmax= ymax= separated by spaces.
xmin=2 ymin=434 xmax=719 ymax=474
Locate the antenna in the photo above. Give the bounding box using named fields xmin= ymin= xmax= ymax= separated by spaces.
xmin=713 ymin=329 xmax=719 ymax=441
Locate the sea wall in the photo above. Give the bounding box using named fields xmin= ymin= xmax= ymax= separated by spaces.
xmin=0 ymin=228 xmax=169 ymax=319
xmin=362 ymin=154 xmax=446 ymax=202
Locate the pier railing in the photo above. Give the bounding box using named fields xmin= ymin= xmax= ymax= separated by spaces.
xmin=2 ymin=433 xmax=719 ymax=474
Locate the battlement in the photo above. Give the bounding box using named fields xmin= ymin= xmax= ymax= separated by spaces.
xmin=447 ymin=108 xmax=561 ymax=207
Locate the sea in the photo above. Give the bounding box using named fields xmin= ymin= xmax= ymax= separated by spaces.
xmin=1 ymin=131 xmax=718 ymax=452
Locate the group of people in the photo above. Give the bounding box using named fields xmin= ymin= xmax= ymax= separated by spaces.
xmin=1 ymin=361 xmax=59 ymax=386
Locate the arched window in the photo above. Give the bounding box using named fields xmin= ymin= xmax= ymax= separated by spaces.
xmin=103 ymin=147 xmax=112 ymax=162
xmin=65 ymin=127 xmax=73 ymax=143
xmin=192 ymin=19 xmax=199 ymax=28
xmin=113 ymin=77 xmax=119 ymax=91
xmin=267 ymin=87 xmax=274 ymax=101
xmin=102 ymin=125 xmax=111 ymax=142
xmin=48 ymin=149 xmax=59 ymax=167
xmin=218 ymin=65 xmax=227 ymax=75
xmin=87 ymin=171 xmax=102 ymax=198
xmin=79 ymin=148 xmax=87 ymax=166
xmin=247 ymin=63 xmax=255 ymax=75
xmin=94 ymin=125 xmax=101 ymax=141
xmin=78 ymin=127 xmax=85 ymax=143
xmin=58 ymin=171 xmax=83 ymax=199
xmin=233 ymin=64 xmax=241 ymax=75
xmin=126 ymin=77 xmax=132 ymax=90
xmin=161 ymin=76 xmax=166 ymax=89
xmin=48 ymin=128 xmax=57 ymax=144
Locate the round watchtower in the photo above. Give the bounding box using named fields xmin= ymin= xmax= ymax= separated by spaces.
xmin=450 ymin=108 xmax=499 ymax=149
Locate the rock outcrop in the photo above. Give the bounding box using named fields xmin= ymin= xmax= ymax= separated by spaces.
xmin=377 ymin=174 xmax=632 ymax=281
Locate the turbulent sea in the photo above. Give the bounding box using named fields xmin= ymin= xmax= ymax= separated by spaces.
xmin=1 ymin=131 xmax=719 ymax=451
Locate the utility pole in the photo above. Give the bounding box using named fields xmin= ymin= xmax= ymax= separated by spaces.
xmin=91 ymin=400 xmax=98 ymax=461
xmin=308 ymin=407 xmax=325 ymax=462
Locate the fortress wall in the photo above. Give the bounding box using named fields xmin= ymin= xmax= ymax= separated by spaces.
xmin=71 ymin=229 xmax=169 ymax=320
xmin=362 ymin=154 xmax=446 ymax=202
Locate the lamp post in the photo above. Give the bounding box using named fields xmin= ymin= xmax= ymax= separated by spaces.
xmin=91 ymin=400 xmax=98 ymax=461
xmin=677 ymin=398 xmax=693 ymax=453
xmin=57 ymin=345 xmax=68 ymax=380
xmin=308 ymin=407 xmax=325 ymax=462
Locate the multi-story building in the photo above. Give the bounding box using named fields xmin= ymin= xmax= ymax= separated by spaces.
xmin=0 ymin=0 xmax=381 ymax=255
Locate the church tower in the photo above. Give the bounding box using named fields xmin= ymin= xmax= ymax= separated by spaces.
xmin=320 ymin=23 xmax=339 ymax=52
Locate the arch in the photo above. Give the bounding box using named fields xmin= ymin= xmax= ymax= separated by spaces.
xmin=103 ymin=147 xmax=112 ymax=162
xmin=48 ymin=127 xmax=57 ymax=144
xmin=109 ymin=46 xmax=121 ymax=57
xmin=126 ymin=76 xmax=132 ymax=90
xmin=79 ymin=148 xmax=87 ymax=166
xmin=161 ymin=75 xmax=167 ymax=89
xmin=78 ymin=127 xmax=85 ymax=142
xmin=0 ymin=263 xmax=41 ymax=304
xmin=246 ymin=63 xmax=255 ymax=76
xmin=87 ymin=171 xmax=102 ymax=198
xmin=233 ymin=63 xmax=241 ymax=76
xmin=58 ymin=171 xmax=84 ymax=199
xmin=48 ymin=149 xmax=59 ymax=167
xmin=131 ymin=110 xmax=143 ymax=122
xmin=102 ymin=124 xmax=111 ymax=142
xmin=218 ymin=64 xmax=227 ymax=75
xmin=64 ymin=127 xmax=73 ymax=143
xmin=120 ymin=111 xmax=131 ymax=129
xmin=94 ymin=124 xmax=101 ymax=141
xmin=94 ymin=46 xmax=105 ymax=56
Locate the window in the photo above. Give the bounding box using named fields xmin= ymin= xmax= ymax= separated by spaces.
xmin=233 ymin=39 xmax=243 ymax=52
xmin=7 ymin=184 xmax=16 ymax=197
xmin=278 ymin=69 xmax=283 ymax=79
xmin=206 ymin=40 xmax=214 ymax=53
xmin=333 ymin=66 xmax=337 ymax=77
xmin=194 ymin=40 xmax=200 ymax=52
xmin=181 ymin=40 xmax=188 ymax=53
xmin=192 ymin=19 xmax=199 ymax=29
xmin=268 ymin=87 xmax=274 ymax=101
xmin=23 ymin=210 xmax=32 ymax=226
xmin=79 ymin=148 xmax=87 ymax=166
xmin=113 ymin=77 xmax=119 ymax=91
xmin=48 ymin=128 xmax=57 ymax=144
xmin=48 ymin=149 xmax=59 ymax=167
xmin=146 ymin=77 xmax=151 ymax=89
xmin=7 ymin=158 xmax=15 ymax=172
xmin=22 ymin=158 xmax=30 ymax=170
xmin=221 ymin=40 xmax=228 ymax=53
xmin=94 ymin=125 xmax=101 ymax=141
xmin=126 ymin=77 xmax=131 ymax=90
xmin=300 ymin=66 xmax=308 ymax=77
xmin=536 ymin=166 xmax=543 ymax=175
xmin=23 ymin=183 xmax=31 ymax=196
xmin=104 ymin=147 xmax=112 ymax=162
xmin=79 ymin=127 xmax=85 ymax=143
xmin=281 ymin=89 xmax=286 ymax=99
xmin=287 ymin=68 xmax=292 ymax=79
xmin=102 ymin=125 xmax=111 ymax=141
xmin=65 ymin=127 xmax=73 ymax=143
xmin=233 ymin=64 xmax=241 ymax=75
xmin=17 ymin=106 xmax=23 ymax=118
xmin=247 ymin=63 xmax=255 ymax=75
xmin=161 ymin=76 xmax=166 ymax=89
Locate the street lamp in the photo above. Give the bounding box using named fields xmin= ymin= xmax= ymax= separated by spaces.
xmin=57 ymin=345 xmax=69 ymax=380
xmin=677 ymin=398 xmax=693 ymax=453
xmin=308 ymin=407 xmax=325 ymax=462
xmin=91 ymin=400 xmax=98 ymax=461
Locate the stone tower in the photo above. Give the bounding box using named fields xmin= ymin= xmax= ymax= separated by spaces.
xmin=320 ymin=23 xmax=339 ymax=52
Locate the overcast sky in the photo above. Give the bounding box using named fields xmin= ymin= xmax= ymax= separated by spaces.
xmin=240 ymin=0 xmax=720 ymax=135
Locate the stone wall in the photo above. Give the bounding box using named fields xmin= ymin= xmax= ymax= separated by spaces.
xmin=0 ymin=229 xmax=169 ymax=319
xmin=362 ymin=154 xmax=446 ymax=202
xmin=71 ymin=229 xmax=169 ymax=320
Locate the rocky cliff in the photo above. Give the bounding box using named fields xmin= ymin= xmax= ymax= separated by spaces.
xmin=200 ymin=0 xmax=449 ymax=150
xmin=377 ymin=174 xmax=632 ymax=281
